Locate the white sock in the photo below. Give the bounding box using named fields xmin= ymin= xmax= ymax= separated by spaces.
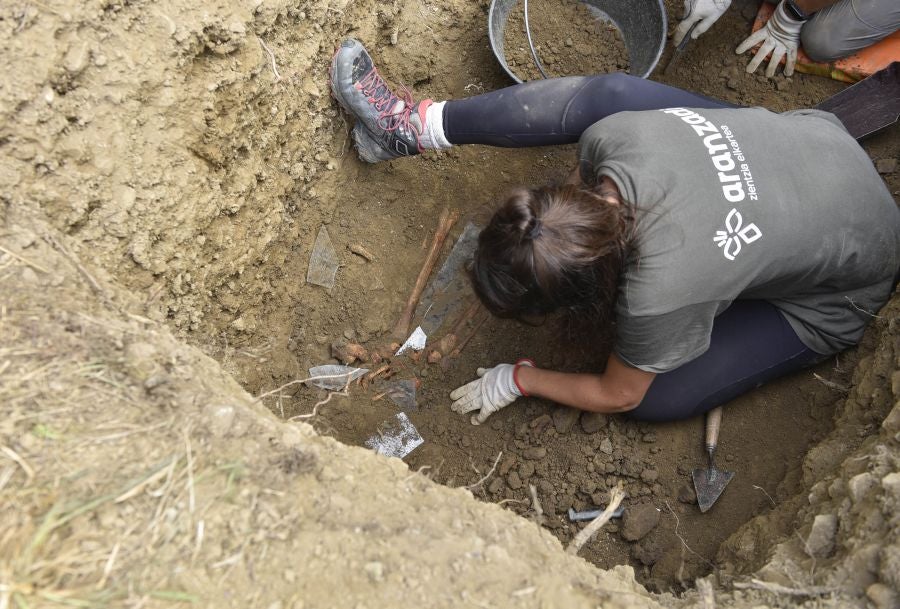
xmin=419 ymin=101 xmax=452 ymax=150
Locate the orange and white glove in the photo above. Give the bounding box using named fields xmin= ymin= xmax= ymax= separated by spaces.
xmin=449 ymin=359 xmax=534 ymax=425
xmin=736 ymin=0 xmax=803 ymax=77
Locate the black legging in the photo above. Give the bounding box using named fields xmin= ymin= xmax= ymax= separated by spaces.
xmin=443 ymin=74 xmax=823 ymax=421
xmin=443 ymin=73 xmax=736 ymax=147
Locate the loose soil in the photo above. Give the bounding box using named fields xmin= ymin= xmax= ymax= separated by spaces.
xmin=2 ymin=0 xmax=898 ymax=604
xmin=503 ymin=0 xmax=629 ymax=81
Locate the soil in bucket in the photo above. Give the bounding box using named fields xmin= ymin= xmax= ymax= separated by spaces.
xmin=503 ymin=0 xmax=630 ymax=80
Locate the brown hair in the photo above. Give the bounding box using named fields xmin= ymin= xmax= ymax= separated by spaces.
xmin=471 ymin=184 xmax=631 ymax=325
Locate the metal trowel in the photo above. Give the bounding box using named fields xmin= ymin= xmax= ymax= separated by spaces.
xmin=692 ymin=406 xmax=734 ymax=513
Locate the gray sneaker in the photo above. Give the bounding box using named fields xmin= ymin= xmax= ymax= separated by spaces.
xmin=330 ymin=38 xmax=432 ymax=162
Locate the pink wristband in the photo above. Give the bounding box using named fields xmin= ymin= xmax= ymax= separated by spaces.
xmin=513 ymin=359 xmax=536 ymax=397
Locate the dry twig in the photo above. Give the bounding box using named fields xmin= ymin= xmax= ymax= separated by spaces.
xmin=567 ymin=485 xmax=625 ymax=554
xmin=257 ymin=37 xmax=281 ymax=81
xmin=465 ymin=451 xmax=502 ymax=490
xmin=732 ymin=579 xmax=832 ymax=596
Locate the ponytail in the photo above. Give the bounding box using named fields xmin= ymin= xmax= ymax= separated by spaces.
xmin=471 ymin=184 xmax=630 ymax=323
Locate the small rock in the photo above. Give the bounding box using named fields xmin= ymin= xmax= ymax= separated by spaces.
xmin=488 ymin=478 xmax=504 ymax=494
xmin=565 ymin=37 xmax=573 ymax=47
xmin=203 ymin=404 xmax=235 ymax=438
xmin=499 ymin=454 xmax=518 ymax=475
xmin=523 ymin=447 xmax=547 ymax=460
xmin=866 ymin=583 xmax=898 ymax=609
xmin=677 ymin=485 xmax=697 ymax=505
xmin=621 ymin=503 xmax=660 ymax=541
xmin=363 ymin=561 xmax=384 ymax=582
xmin=805 ymin=513 xmax=838 ymax=558
xmin=641 ymin=433 xmax=657 ymax=443
xmin=631 ymin=536 xmax=663 ymax=566
xmin=580 ymin=412 xmax=608 ymax=434
xmin=529 ymin=414 xmax=553 ymax=434
xmin=598 ymin=438 xmax=613 ymax=455
xmin=518 ymin=461 xmax=535 ymax=478
xmin=507 ymin=471 xmax=523 ymax=490
xmin=552 ymin=407 xmax=579 ymax=434
xmin=775 ymin=78 xmax=791 ymax=91
xmin=640 ymin=469 xmax=659 ymax=484
xmin=875 ymin=158 xmax=897 ymax=174
xmin=726 ymin=77 xmax=740 ymax=90
xmin=847 ymin=472 xmax=877 ymax=503
xmin=882 ymin=472 xmax=900 ymax=501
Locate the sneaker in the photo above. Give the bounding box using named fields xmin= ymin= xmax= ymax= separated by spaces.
xmin=330 ymin=38 xmax=432 ymax=162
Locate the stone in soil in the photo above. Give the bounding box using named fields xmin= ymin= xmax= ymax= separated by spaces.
xmin=621 ymin=503 xmax=661 ymax=541
xmin=875 ymin=158 xmax=897 ymax=174
xmin=552 ymin=407 xmax=579 ymax=434
xmin=805 ymin=513 xmax=838 ymax=558
xmin=640 ymin=469 xmax=658 ymax=484
xmin=631 ymin=536 xmax=664 ymax=566
xmin=598 ymin=437 xmax=613 ymax=455
xmin=507 ymin=471 xmax=523 ymax=490
xmin=488 ymin=478 xmax=504 ymax=494
xmin=580 ymin=412 xmax=607 ymax=434
xmin=523 ymin=446 xmax=547 ymax=460
xmin=678 ymin=484 xmax=697 ymax=504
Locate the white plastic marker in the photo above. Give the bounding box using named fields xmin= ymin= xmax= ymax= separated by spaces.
xmin=306 ymin=365 xmax=368 ymax=390
xmin=395 ymin=326 xmax=427 ymax=356
xmin=365 ymin=412 xmax=424 ymax=459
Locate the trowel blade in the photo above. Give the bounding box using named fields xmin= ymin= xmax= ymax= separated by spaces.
xmin=692 ymin=466 xmax=734 ymax=513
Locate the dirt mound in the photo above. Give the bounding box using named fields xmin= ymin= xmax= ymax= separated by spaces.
xmin=1 ymin=0 xmax=899 ymax=606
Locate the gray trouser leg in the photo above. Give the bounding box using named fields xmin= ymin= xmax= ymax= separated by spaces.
xmin=800 ymin=0 xmax=900 ymax=62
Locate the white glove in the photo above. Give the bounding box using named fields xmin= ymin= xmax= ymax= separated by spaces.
xmin=672 ymin=0 xmax=732 ymax=47
xmin=449 ymin=360 xmax=534 ymax=425
xmin=736 ymin=0 xmax=803 ymax=77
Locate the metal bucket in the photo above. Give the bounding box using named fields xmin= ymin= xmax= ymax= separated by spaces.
xmin=488 ymin=0 xmax=667 ymax=82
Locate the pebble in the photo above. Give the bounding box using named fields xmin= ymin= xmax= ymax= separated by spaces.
xmin=875 ymin=158 xmax=897 ymax=174
xmin=539 ymin=480 xmax=554 ymax=494
xmin=499 ymin=454 xmax=518 ymax=475
xmin=678 ymin=485 xmax=697 ymax=504
xmin=580 ymin=412 xmax=608 ymax=434
xmin=202 ymin=403 xmax=235 ymax=438
xmin=621 ymin=503 xmax=661 ymax=541
xmin=847 ymin=472 xmax=877 ymax=503
xmin=805 ymin=513 xmax=838 ymax=558
xmin=640 ymin=469 xmax=659 ymax=484
xmin=641 ymin=433 xmax=656 ymax=443
xmin=507 ymin=471 xmax=523 ymax=490
xmin=488 ymin=478 xmax=504 ymax=494
xmin=866 ymin=583 xmax=898 ymax=609
xmin=598 ymin=438 xmax=613 ymax=455
xmin=631 ymin=537 xmax=663 ymax=566
xmin=726 ymin=78 xmax=740 ymax=90
xmin=363 ymin=561 xmax=384 ymax=582
xmin=552 ymin=407 xmax=579 ymax=434
xmin=523 ymin=447 xmax=547 ymax=460
xmin=518 ymin=461 xmax=535 ymax=478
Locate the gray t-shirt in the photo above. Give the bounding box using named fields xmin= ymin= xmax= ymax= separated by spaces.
xmin=578 ymin=107 xmax=900 ymax=373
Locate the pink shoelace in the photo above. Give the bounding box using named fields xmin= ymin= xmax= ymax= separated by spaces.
xmin=357 ymin=68 xmax=420 ymax=147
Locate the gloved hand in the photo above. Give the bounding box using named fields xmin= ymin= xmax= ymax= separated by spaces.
xmin=672 ymin=0 xmax=732 ymax=47
xmin=736 ymin=0 xmax=803 ymax=77
xmin=449 ymin=359 xmax=534 ymax=425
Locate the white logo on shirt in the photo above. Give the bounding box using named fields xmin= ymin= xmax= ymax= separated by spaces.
xmin=714 ymin=208 xmax=762 ymax=261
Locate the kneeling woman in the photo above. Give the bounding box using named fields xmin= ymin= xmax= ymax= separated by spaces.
xmin=330 ymin=39 xmax=900 ymax=425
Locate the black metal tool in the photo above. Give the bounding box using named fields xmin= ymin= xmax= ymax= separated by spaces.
xmin=663 ymin=21 xmax=699 ymax=75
